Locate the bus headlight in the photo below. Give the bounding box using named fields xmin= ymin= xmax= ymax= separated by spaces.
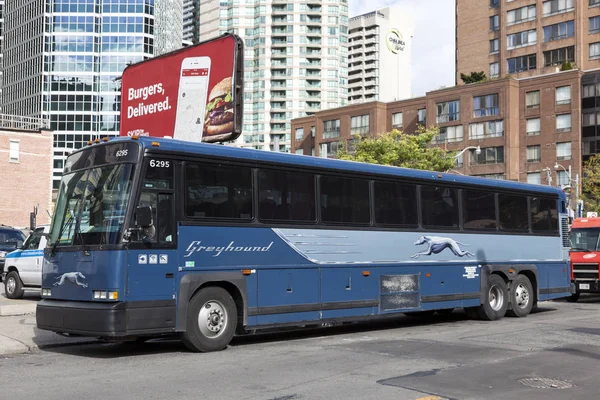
xmin=41 ymin=288 xmax=51 ymax=297
xmin=93 ymin=290 xmax=118 ymax=300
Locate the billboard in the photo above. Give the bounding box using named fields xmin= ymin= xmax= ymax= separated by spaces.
xmin=119 ymin=33 xmax=244 ymax=143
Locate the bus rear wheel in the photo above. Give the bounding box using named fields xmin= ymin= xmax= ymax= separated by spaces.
xmin=476 ymin=274 xmax=508 ymax=321
xmin=506 ymin=275 xmax=533 ymax=318
xmin=182 ymin=287 xmax=237 ymax=352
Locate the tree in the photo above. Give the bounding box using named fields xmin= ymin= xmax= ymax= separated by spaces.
xmin=336 ymin=126 xmax=456 ymax=172
xmin=460 ymin=71 xmax=487 ymax=84
xmin=581 ymin=154 xmax=600 ymax=212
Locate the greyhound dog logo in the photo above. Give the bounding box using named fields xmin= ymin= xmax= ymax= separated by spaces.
xmin=53 ymin=272 xmax=88 ymax=288
xmin=411 ymin=236 xmax=474 ymax=259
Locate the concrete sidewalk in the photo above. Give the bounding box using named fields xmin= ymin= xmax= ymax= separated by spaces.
xmin=0 ymin=286 xmax=96 ymax=356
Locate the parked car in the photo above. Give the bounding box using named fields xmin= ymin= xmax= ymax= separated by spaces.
xmin=0 ymin=225 xmax=27 ymax=283
xmin=2 ymin=225 xmax=49 ymax=299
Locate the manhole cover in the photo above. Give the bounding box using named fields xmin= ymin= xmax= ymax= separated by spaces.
xmin=518 ymin=377 xmax=573 ymax=389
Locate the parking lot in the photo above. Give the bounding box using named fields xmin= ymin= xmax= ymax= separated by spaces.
xmin=1 ymin=293 xmax=600 ymax=400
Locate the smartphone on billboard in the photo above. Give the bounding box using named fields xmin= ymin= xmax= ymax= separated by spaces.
xmin=173 ymin=56 xmax=211 ymax=142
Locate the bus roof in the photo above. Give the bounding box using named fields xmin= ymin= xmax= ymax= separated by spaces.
xmin=105 ymin=136 xmax=565 ymax=198
xmin=572 ymin=218 xmax=600 ymax=228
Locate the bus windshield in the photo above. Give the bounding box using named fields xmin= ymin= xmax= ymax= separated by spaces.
xmin=569 ymin=228 xmax=600 ymax=252
xmin=50 ymin=163 xmax=135 ymax=247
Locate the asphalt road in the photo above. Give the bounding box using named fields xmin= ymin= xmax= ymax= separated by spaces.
xmin=3 ymin=297 xmax=600 ymax=400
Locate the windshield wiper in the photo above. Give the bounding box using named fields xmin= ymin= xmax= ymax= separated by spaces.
xmin=50 ymin=214 xmax=74 ymax=256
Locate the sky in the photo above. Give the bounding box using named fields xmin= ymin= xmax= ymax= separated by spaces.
xmin=348 ymin=0 xmax=455 ymax=97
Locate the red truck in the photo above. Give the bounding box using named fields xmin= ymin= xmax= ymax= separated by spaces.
xmin=568 ymin=217 xmax=600 ymax=302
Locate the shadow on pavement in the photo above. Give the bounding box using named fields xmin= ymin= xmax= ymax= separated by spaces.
xmin=32 ymin=307 xmax=561 ymax=359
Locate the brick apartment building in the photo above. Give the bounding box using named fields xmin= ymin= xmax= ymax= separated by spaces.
xmin=456 ymin=0 xmax=600 ymax=83
xmin=0 ymin=115 xmax=53 ymax=228
xmin=291 ymin=70 xmax=585 ymax=206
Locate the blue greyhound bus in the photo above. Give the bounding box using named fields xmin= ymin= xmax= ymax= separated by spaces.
xmin=37 ymin=136 xmax=573 ymax=352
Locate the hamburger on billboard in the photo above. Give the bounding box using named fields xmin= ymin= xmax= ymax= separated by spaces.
xmin=119 ymin=33 xmax=244 ymax=143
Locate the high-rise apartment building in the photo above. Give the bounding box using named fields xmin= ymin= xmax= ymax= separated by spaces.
xmin=183 ymin=0 xmax=201 ymax=44
xmin=200 ymin=0 xmax=349 ymax=152
xmin=348 ymin=7 xmax=413 ymax=104
xmin=2 ymin=0 xmax=182 ymax=189
xmin=456 ymin=0 xmax=600 ymax=83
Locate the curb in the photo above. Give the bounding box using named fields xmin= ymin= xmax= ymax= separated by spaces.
xmin=0 ymin=303 xmax=37 ymax=317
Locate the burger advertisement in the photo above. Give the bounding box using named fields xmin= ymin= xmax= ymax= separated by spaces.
xmin=119 ymin=33 xmax=244 ymax=143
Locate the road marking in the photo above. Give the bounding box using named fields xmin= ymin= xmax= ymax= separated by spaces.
xmin=415 ymin=396 xmax=445 ymax=400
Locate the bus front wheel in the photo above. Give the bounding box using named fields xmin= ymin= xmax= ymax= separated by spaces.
xmin=476 ymin=274 xmax=508 ymax=321
xmin=182 ymin=287 xmax=237 ymax=352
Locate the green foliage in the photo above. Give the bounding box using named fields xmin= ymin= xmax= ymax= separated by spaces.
xmin=460 ymin=71 xmax=487 ymax=84
xmin=560 ymin=61 xmax=575 ymax=71
xmin=582 ymin=154 xmax=600 ymax=212
xmin=336 ymin=126 xmax=456 ymax=172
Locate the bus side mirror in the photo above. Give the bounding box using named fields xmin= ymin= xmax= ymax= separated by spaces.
xmin=136 ymin=205 xmax=153 ymax=228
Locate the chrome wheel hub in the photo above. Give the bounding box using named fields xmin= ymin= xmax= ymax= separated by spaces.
xmin=198 ymin=300 xmax=227 ymax=339
xmin=514 ymin=283 xmax=530 ymax=309
xmin=489 ymin=285 xmax=504 ymax=311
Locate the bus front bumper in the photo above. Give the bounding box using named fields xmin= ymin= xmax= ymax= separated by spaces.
xmin=36 ymin=299 xmax=127 ymax=337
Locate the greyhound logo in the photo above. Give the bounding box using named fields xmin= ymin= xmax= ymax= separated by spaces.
xmin=53 ymin=272 xmax=88 ymax=288
xmin=411 ymin=236 xmax=474 ymax=259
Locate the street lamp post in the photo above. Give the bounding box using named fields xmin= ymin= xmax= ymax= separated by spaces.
xmin=446 ymin=146 xmax=481 ymax=173
xmin=554 ymin=162 xmax=580 ymax=217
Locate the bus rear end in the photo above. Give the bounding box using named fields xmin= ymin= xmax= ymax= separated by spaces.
xmin=568 ymin=217 xmax=600 ymax=301
xmin=36 ymin=140 xmax=141 ymax=337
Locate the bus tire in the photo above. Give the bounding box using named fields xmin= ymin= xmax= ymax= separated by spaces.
xmin=4 ymin=271 xmax=24 ymax=300
xmin=182 ymin=286 xmax=237 ymax=352
xmin=476 ymin=274 xmax=508 ymax=321
xmin=566 ymin=293 xmax=580 ymax=303
xmin=506 ymin=274 xmax=533 ymax=318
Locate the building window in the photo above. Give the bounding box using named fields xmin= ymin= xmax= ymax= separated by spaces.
xmin=9 ymin=140 xmax=19 ymax=163
xmin=543 ymin=46 xmax=575 ymax=67
xmin=543 ymin=21 xmax=574 ymax=42
xmin=490 ymin=15 xmax=499 ymax=31
xmin=507 ymin=29 xmax=536 ymax=49
xmin=527 ymin=118 xmax=541 ymax=135
xmin=526 ymin=91 xmax=540 ymax=108
xmin=527 ymin=172 xmax=542 ymax=184
xmin=392 ymin=112 xmax=403 ymax=129
xmin=507 ymin=54 xmax=536 ymax=73
xmin=490 ymin=39 xmax=499 ymax=54
xmin=590 ymin=42 xmax=600 ymax=60
xmin=320 ymin=141 xmax=342 ymax=158
xmin=554 ymin=170 xmax=568 ymax=186
xmin=323 ymin=119 xmax=340 ymax=139
xmin=473 ymin=94 xmax=499 ymax=117
xmin=295 ymin=149 xmax=304 ymax=155
xmin=557 ymin=142 xmax=571 ymax=160
xmin=433 ymin=125 xmax=464 ymax=144
xmin=436 ymin=100 xmax=460 ymax=123
xmin=417 ymin=108 xmax=426 ymax=125
xmin=593 ymin=0 xmax=600 ymax=7
xmin=542 ymin=0 xmax=574 ymax=16
xmin=490 ymin=62 xmax=499 ymax=78
xmin=556 ymin=114 xmax=572 ymax=132
xmin=295 ymin=127 xmax=304 ymax=141
xmin=469 ymin=120 xmax=504 ymax=139
xmin=583 ymin=111 xmax=598 ymax=126
xmin=470 ymin=146 xmax=504 ymax=165
xmin=507 ymin=5 xmax=536 ymax=26
xmin=583 ymin=84 xmax=597 ymax=98
xmin=350 ymin=114 xmax=369 ymax=135
xmin=490 ymin=0 xmax=499 ymax=7
xmin=556 ymin=86 xmax=571 ymax=105
xmin=311 ymin=126 xmax=315 ymax=137
xmin=590 ymin=16 xmax=600 ymax=33
xmin=527 ymin=145 xmax=541 ymax=162
xmin=477 ymin=174 xmax=505 ymax=180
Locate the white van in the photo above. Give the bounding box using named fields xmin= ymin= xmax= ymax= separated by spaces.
xmin=2 ymin=225 xmax=49 ymax=299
